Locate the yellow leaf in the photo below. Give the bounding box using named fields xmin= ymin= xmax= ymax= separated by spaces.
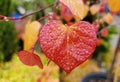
xmin=59 ymin=0 xmax=85 ymax=20
xmin=74 ymin=4 xmax=89 ymax=21
xmin=84 ymin=5 xmax=89 ymax=18
xmin=107 ymin=0 xmax=120 ymax=13
xmin=24 ymin=21 xmax=41 ymax=50
xmin=80 ymin=60 xmax=89 ymax=68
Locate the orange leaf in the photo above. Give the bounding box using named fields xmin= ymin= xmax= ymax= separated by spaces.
xmin=80 ymin=60 xmax=89 ymax=68
xmin=103 ymin=13 xmax=113 ymax=24
xmin=107 ymin=0 xmax=120 ymax=13
xmin=59 ymin=0 xmax=85 ymax=20
xmin=97 ymin=38 xmax=103 ymax=46
xmin=18 ymin=50 xmax=43 ymax=68
xmin=40 ymin=20 xmax=97 ymax=73
xmin=90 ymin=4 xmax=100 ymax=15
xmin=24 ymin=21 xmax=41 ymax=50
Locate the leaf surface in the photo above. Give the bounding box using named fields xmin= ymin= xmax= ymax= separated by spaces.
xmin=90 ymin=4 xmax=100 ymax=15
xmin=24 ymin=21 xmax=41 ymax=50
xmin=59 ymin=0 xmax=85 ymax=19
xmin=40 ymin=20 xmax=97 ymax=73
xmin=101 ymin=28 xmax=108 ymax=37
xmin=103 ymin=13 xmax=113 ymax=24
xmin=18 ymin=50 xmax=43 ymax=68
xmin=60 ymin=4 xmax=74 ymax=22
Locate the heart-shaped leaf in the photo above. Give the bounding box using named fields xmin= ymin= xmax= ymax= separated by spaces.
xmin=59 ymin=0 xmax=85 ymax=20
xmin=40 ymin=20 xmax=97 ymax=73
xmin=24 ymin=21 xmax=41 ymax=50
xmin=18 ymin=50 xmax=43 ymax=68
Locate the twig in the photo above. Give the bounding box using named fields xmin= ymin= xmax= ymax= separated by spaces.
xmin=0 ymin=3 xmax=54 ymax=22
xmin=107 ymin=34 xmax=120 ymax=82
xmin=37 ymin=15 xmax=49 ymax=21
xmin=0 ymin=15 xmax=19 ymax=21
xmin=31 ymin=37 xmax=39 ymax=53
xmin=20 ymin=3 xmax=54 ymax=19
xmin=109 ymin=34 xmax=120 ymax=73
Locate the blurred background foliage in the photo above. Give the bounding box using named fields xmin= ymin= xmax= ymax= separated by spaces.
xmin=0 ymin=0 xmax=16 ymax=16
xmin=0 ymin=0 xmax=19 ymax=62
xmin=0 ymin=54 xmax=59 ymax=82
xmin=0 ymin=21 xmax=18 ymax=62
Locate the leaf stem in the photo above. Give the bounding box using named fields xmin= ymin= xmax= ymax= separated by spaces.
xmin=31 ymin=38 xmax=39 ymax=53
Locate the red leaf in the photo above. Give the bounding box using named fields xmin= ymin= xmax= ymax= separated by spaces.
xmin=60 ymin=4 xmax=74 ymax=22
xmin=101 ymin=28 xmax=108 ymax=37
xmin=40 ymin=20 xmax=97 ymax=73
xmin=18 ymin=50 xmax=43 ymax=69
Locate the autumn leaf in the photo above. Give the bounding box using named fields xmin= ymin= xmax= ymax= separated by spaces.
xmin=24 ymin=21 xmax=41 ymax=50
xmin=101 ymin=28 xmax=108 ymax=37
xmin=107 ymin=0 xmax=120 ymax=14
xmin=60 ymin=4 xmax=74 ymax=22
xmin=59 ymin=0 xmax=85 ymax=20
xmin=18 ymin=50 xmax=43 ymax=68
xmin=97 ymin=38 xmax=103 ymax=46
xmin=80 ymin=60 xmax=89 ymax=68
xmin=103 ymin=13 xmax=113 ymax=24
xmin=60 ymin=3 xmax=88 ymax=22
xmin=90 ymin=4 xmax=100 ymax=15
xmin=40 ymin=20 xmax=97 ymax=73
xmin=74 ymin=4 xmax=89 ymax=21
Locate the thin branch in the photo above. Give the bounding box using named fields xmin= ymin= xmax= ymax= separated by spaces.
xmin=107 ymin=34 xmax=120 ymax=81
xmin=20 ymin=3 xmax=54 ymax=19
xmin=31 ymin=37 xmax=39 ymax=53
xmin=0 ymin=15 xmax=19 ymax=21
xmin=0 ymin=3 xmax=55 ymax=22
xmin=37 ymin=15 xmax=49 ymax=21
